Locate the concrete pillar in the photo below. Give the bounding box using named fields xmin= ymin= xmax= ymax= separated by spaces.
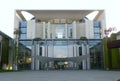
xmin=65 ymin=24 xmax=68 ymax=38
xmin=67 ymin=45 xmax=69 ymax=57
xmin=52 ymin=24 xmax=55 ymax=39
xmin=43 ymin=22 xmax=46 ymax=39
xmin=35 ymin=44 xmax=39 ymax=70
xmin=86 ymin=45 xmax=90 ymax=70
xmin=31 ymin=45 xmax=35 ymax=70
xmin=74 ymin=44 xmax=77 ymax=57
xmin=47 ymin=22 xmax=50 ymax=39
xmin=72 ymin=21 xmax=76 ymax=39
xmin=82 ymin=44 xmax=87 ymax=70
xmin=52 ymin=45 xmax=54 ymax=57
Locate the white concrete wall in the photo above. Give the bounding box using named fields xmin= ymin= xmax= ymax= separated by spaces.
xmin=76 ymin=22 xmax=86 ymax=39
xmin=65 ymin=24 xmax=68 ymax=38
xmin=14 ymin=12 xmax=22 ymax=29
xmin=72 ymin=21 xmax=77 ymax=39
xmin=35 ymin=22 xmax=43 ymax=38
xmin=27 ymin=20 xmax=36 ymax=39
xmin=51 ymin=24 xmax=55 ymax=39
xmin=96 ymin=11 xmax=106 ymax=38
xmin=43 ymin=22 xmax=46 ymax=39
xmin=47 ymin=22 xmax=51 ymax=39
xmin=14 ymin=12 xmax=22 ymax=38
xmin=85 ymin=21 xmax=94 ymax=39
xmin=27 ymin=20 xmax=43 ymax=39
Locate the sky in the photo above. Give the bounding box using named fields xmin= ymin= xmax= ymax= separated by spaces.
xmin=0 ymin=0 xmax=120 ymax=38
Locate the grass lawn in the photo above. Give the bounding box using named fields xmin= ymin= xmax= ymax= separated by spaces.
xmin=0 ymin=70 xmax=17 ymax=72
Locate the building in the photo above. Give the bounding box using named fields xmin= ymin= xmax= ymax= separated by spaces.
xmin=0 ymin=31 xmax=14 ymax=70
xmin=0 ymin=30 xmax=31 ymax=70
xmin=14 ymin=10 xmax=106 ymax=70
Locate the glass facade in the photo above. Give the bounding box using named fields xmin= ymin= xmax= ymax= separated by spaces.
xmin=19 ymin=22 xmax=27 ymax=39
xmin=94 ymin=21 xmax=101 ymax=39
xmin=17 ymin=21 xmax=104 ymax=70
xmin=54 ymin=24 xmax=65 ymax=38
xmin=90 ymin=42 xmax=104 ymax=69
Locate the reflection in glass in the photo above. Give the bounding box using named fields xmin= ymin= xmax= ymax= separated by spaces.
xmin=54 ymin=46 xmax=67 ymax=58
xmin=55 ymin=24 xmax=65 ymax=38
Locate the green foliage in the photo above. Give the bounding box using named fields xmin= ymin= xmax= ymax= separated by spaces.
xmin=14 ymin=29 xmax=21 ymax=35
xmin=117 ymin=79 xmax=120 ymax=81
xmin=103 ymin=36 xmax=120 ymax=70
xmin=0 ymin=70 xmax=18 ymax=72
xmin=111 ymin=48 xmax=120 ymax=69
xmin=33 ymin=38 xmax=41 ymax=41
xmin=103 ymin=38 xmax=109 ymax=69
xmin=80 ymin=36 xmax=87 ymax=39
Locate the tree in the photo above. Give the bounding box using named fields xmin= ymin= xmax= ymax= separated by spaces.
xmin=80 ymin=36 xmax=87 ymax=40
xmin=13 ymin=28 xmax=21 ymax=70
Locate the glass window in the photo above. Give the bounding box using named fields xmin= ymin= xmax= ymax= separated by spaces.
xmin=20 ymin=34 xmax=27 ymax=39
xmin=94 ymin=34 xmax=100 ymax=39
xmin=55 ymin=24 xmax=65 ymax=38
xmin=19 ymin=41 xmax=32 ymax=46
xmin=47 ymin=41 xmax=53 ymax=45
xmin=20 ymin=22 xmax=27 ymax=28
xmin=20 ymin=28 xmax=26 ymax=33
xmin=94 ymin=21 xmax=100 ymax=27
xmin=94 ymin=28 xmax=100 ymax=33
xmin=54 ymin=41 xmax=67 ymax=45
xmin=54 ymin=46 xmax=68 ymax=58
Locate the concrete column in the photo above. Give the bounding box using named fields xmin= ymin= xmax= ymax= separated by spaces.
xmin=42 ymin=46 xmax=45 ymax=57
xmin=82 ymin=44 xmax=87 ymax=70
xmin=35 ymin=44 xmax=39 ymax=70
xmin=52 ymin=45 xmax=54 ymax=57
xmin=47 ymin=22 xmax=50 ymax=39
xmin=31 ymin=45 xmax=35 ymax=70
xmin=76 ymin=45 xmax=79 ymax=57
xmin=74 ymin=44 xmax=77 ymax=57
xmin=86 ymin=45 xmax=90 ymax=70
xmin=43 ymin=22 xmax=46 ymax=39
xmin=72 ymin=21 xmax=76 ymax=39
xmin=67 ymin=45 xmax=69 ymax=57
xmin=65 ymin=24 xmax=68 ymax=38
xmin=52 ymin=25 xmax=55 ymax=39
xmin=44 ymin=45 xmax=47 ymax=57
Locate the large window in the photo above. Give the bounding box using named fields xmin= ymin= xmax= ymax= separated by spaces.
xmin=94 ymin=21 xmax=101 ymax=39
xmin=55 ymin=24 xmax=65 ymax=38
xmin=19 ymin=22 xmax=27 ymax=39
xmin=94 ymin=28 xmax=100 ymax=33
xmin=20 ymin=22 xmax=27 ymax=28
xmin=54 ymin=46 xmax=67 ymax=58
xmin=94 ymin=21 xmax=100 ymax=27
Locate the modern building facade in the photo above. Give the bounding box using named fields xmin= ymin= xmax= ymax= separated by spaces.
xmin=0 ymin=31 xmax=14 ymax=70
xmin=14 ymin=10 xmax=106 ymax=70
xmin=0 ymin=31 xmax=31 ymax=70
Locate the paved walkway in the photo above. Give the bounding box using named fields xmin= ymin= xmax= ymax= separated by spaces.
xmin=0 ymin=70 xmax=120 ymax=81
